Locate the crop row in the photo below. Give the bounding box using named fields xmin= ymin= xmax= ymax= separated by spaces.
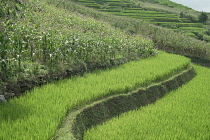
xmin=123 ymin=10 xmax=167 ymax=14
xmin=111 ymin=14 xmax=189 ymax=23
xmin=98 ymin=11 xmax=189 ymax=23
xmin=77 ymin=0 xmax=209 ymax=41
xmin=104 ymin=0 xmax=122 ymax=2
xmin=115 ymin=13 xmax=178 ymax=17
xmin=179 ymin=27 xmax=206 ymax=30
xmin=57 ymin=0 xmax=210 ymax=59
xmin=152 ymin=22 xmax=204 ymax=28
xmin=103 ymin=12 xmax=173 ymax=16
xmin=78 ymin=0 xmax=95 ymax=3
xmin=0 ymin=0 xmax=155 ymax=87
xmin=0 ymin=52 xmax=191 ymax=140
xmin=84 ymin=65 xmax=210 ymax=140
xmin=100 ymin=9 xmax=121 ymax=12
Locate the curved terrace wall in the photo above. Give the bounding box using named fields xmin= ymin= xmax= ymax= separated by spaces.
xmin=54 ymin=66 xmax=196 ymax=140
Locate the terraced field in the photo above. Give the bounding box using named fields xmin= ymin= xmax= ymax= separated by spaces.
xmin=84 ymin=65 xmax=210 ymax=140
xmin=1 ymin=0 xmax=210 ymax=140
xmin=77 ymin=0 xmax=210 ymax=41
xmin=0 ymin=52 xmax=191 ymax=140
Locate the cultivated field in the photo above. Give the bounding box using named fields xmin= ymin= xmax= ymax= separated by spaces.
xmin=84 ymin=65 xmax=210 ymax=140
xmin=0 ymin=0 xmax=210 ymax=140
xmin=76 ymin=0 xmax=210 ymax=42
xmin=0 ymin=52 xmax=190 ymax=140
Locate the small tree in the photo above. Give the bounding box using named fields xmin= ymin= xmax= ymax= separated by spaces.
xmin=180 ymin=12 xmax=184 ymax=18
xmin=198 ymin=12 xmax=208 ymax=24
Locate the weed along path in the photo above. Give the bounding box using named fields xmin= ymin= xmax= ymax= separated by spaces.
xmin=84 ymin=65 xmax=210 ymax=140
xmin=0 ymin=52 xmax=193 ymax=140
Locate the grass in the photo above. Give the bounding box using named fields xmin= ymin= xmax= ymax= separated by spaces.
xmin=0 ymin=52 xmax=191 ymax=140
xmin=84 ymin=65 xmax=210 ymax=140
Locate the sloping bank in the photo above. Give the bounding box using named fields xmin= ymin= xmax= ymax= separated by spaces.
xmin=54 ymin=56 xmax=196 ymax=140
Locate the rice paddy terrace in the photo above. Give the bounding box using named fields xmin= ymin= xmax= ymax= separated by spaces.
xmin=76 ymin=0 xmax=210 ymax=40
xmin=84 ymin=65 xmax=210 ymax=140
xmin=0 ymin=52 xmax=197 ymax=140
xmin=0 ymin=0 xmax=210 ymax=140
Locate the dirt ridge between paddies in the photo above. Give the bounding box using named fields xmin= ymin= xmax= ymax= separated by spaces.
xmin=54 ymin=65 xmax=196 ymax=140
xmin=0 ymin=52 xmax=192 ymax=140
xmin=84 ymin=64 xmax=210 ymax=140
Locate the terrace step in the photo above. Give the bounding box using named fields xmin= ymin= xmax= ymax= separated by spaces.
xmin=54 ymin=66 xmax=196 ymax=140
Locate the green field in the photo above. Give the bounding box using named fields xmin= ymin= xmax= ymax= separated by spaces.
xmin=0 ymin=52 xmax=191 ymax=140
xmin=77 ymin=0 xmax=210 ymax=41
xmin=1 ymin=0 xmax=210 ymax=140
xmin=84 ymin=65 xmax=210 ymax=140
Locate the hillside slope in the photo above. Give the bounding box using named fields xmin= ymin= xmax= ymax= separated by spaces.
xmin=0 ymin=52 xmax=192 ymax=140
xmin=75 ymin=0 xmax=210 ymax=41
xmin=48 ymin=0 xmax=210 ymax=61
xmin=0 ymin=0 xmax=155 ymax=98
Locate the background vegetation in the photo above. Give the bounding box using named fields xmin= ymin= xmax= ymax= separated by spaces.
xmin=49 ymin=0 xmax=210 ymax=59
xmin=75 ymin=0 xmax=210 ymax=41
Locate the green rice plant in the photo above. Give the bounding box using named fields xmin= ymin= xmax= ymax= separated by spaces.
xmin=0 ymin=52 xmax=191 ymax=140
xmin=106 ymin=0 xmax=125 ymax=2
xmin=79 ymin=0 xmax=95 ymax=3
xmin=152 ymin=22 xmax=204 ymax=28
xmin=183 ymin=32 xmax=197 ymax=38
xmin=177 ymin=23 xmax=204 ymax=28
xmin=150 ymin=17 xmax=181 ymax=22
xmin=179 ymin=27 xmax=206 ymax=30
xmin=127 ymin=8 xmax=143 ymax=10
xmin=123 ymin=10 xmax=166 ymax=14
xmin=84 ymin=65 xmax=210 ymax=140
xmin=105 ymin=5 xmax=119 ymax=9
xmin=100 ymin=9 xmax=121 ymax=12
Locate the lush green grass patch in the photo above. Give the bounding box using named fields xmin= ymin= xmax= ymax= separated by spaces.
xmin=0 ymin=52 xmax=190 ymax=140
xmin=84 ymin=65 xmax=210 ymax=140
